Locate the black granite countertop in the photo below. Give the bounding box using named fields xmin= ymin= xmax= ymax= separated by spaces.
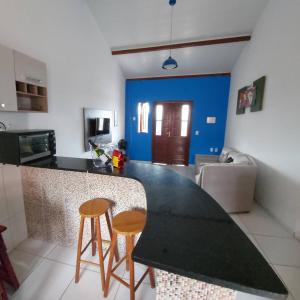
xmin=23 ymin=156 xmax=288 ymax=299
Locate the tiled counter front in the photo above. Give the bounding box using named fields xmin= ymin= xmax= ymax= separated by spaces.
xmin=156 ymin=270 xmax=236 ymax=300
xmin=20 ymin=166 xmax=239 ymax=300
xmin=21 ymin=166 xmax=146 ymax=254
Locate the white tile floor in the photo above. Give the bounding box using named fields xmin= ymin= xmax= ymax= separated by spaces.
xmin=231 ymin=204 xmax=300 ymax=300
xmin=5 ymin=202 xmax=299 ymax=300
xmin=3 ymin=166 xmax=299 ymax=300
xmin=6 ymin=239 xmax=154 ymax=300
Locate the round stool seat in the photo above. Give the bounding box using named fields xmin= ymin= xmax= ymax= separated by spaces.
xmin=112 ymin=211 xmax=146 ymax=235
xmin=79 ymin=198 xmax=111 ymax=218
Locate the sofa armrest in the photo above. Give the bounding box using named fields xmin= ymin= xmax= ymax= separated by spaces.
xmin=200 ymin=164 xmax=257 ymax=213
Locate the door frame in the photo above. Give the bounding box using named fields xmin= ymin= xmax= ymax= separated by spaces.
xmin=152 ymin=101 xmax=193 ymax=165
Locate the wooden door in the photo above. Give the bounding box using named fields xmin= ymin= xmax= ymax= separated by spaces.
xmin=152 ymin=101 xmax=192 ymax=165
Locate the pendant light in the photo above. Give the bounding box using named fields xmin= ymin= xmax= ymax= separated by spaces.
xmin=162 ymin=0 xmax=178 ymax=70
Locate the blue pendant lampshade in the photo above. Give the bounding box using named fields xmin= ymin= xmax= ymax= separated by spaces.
xmin=162 ymin=56 xmax=178 ymax=69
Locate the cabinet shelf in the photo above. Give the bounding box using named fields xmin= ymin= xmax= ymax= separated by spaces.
xmin=15 ymin=81 xmax=48 ymax=112
xmin=16 ymin=91 xmax=47 ymax=98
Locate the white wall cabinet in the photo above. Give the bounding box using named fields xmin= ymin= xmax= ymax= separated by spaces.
xmin=0 ymin=164 xmax=27 ymax=252
xmin=0 ymin=44 xmax=18 ymax=112
xmin=14 ymin=50 xmax=47 ymax=87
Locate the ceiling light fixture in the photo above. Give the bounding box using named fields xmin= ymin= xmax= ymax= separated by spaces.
xmin=162 ymin=0 xmax=178 ymax=70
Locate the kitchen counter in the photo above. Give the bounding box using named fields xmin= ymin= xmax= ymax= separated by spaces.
xmin=23 ymin=156 xmax=287 ymax=299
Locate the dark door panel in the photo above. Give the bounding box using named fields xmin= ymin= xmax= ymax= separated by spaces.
xmin=152 ymin=101 xmax=192 ymax=165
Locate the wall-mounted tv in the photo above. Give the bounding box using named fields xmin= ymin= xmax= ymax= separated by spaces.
xmin=83 ymin=108 xmax=112 ymax=151
xmin=89 ymin=118 xmax=110 ymax=136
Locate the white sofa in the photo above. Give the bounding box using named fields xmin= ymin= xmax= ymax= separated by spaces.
xmin=195 ymin=149 xmax=257 ymax=213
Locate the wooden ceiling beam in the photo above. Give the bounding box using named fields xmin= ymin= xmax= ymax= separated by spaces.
xmin=127 ymin=72 xmax=231 ymax=81
xmin=111 ymin=35 xmax=251 ymax=55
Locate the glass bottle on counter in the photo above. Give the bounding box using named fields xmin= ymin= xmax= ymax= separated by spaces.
xmin=89 ymin=140 xmax=112 ymax=167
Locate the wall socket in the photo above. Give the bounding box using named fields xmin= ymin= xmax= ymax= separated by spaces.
xmin=210 ymin=148 xmax=214 ymax=152
xmin=214 ymin=148 xmax=218 ymax=152
xmin=195 ymin=130 xmax=199 ymax=136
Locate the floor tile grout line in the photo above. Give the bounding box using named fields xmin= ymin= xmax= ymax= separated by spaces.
xmin=272 ymin=262 xmax=300 ymax=270
xmin=113 ymin=282 xmax=122 ymax=300
xmin=232 ymin=216 xmax=294 ymax=239
xmin=7 ymin=253 xmax=46 ymax=299
xmin=58 ymin=274 xmax=76 ymax=300
xmin=271 ymin=264 xmax=298 ymax=300
xmin=15 ymin=242 xmax=58 ymax=259
xmin=248 ymin=234 xmax=274 ymax=264
xmin=250 ymin=234 xmax=300 ymax=269
xmin=9 ymin=249 xmax=45 ymax=284
xmin=250 ymin=233 xmax=295 ymax=240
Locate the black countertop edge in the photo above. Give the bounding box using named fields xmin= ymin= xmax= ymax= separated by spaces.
xmin=132 ymin=256 xmax=286 ymax=300
xmin=20 ymin=156 xmax=288 ymax=299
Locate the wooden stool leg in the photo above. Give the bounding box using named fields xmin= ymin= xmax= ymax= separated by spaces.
xmin=126 ymin=236 xmax=130 ymax=271
xmin=104 ymin=232 xmax=117 ymax=298
xmin=0 ymin=234 xmax=19 ymax=290
xmin=75 ymin=216 xmax=85 ymax=283
xmin=91 ymin=217 xmax=96 ymax=256
xmin=128 ymin=235 xmax=135 ymax=300
xmin=105 ymin=211 xmax=119 ymax=262
xmin=148 ymin=267 xmax=155 ymax=288
xmin=95 ymin=217 xmax=106 ymax=291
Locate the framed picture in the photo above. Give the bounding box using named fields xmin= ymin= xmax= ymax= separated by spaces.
xmin=236 ymin=76 xmax=266 ymax=114
xmin=251 ymin=76 xmax=266 ymax=112
xmin=236 ymin=86 xmax=247 ymax=114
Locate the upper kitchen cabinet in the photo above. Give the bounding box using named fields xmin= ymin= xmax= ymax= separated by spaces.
xmin=14 ymin=50 xmax=47 ymax=87
xmin=0 ymin=44 xmax=18 ymax=112
xmin=14 ymin=51 xmax=48 ymax=112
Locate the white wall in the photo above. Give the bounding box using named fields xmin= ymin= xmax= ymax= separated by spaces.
xmin=225 ymin=0 xmax=300 ymax=235
xmin=0 ymin=0 xmax=125 ymax=157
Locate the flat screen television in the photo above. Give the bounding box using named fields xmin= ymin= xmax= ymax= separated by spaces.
xmin=83 ymin=108 xmax=112 ymax=151
xmin=89 ymin=118 xmax=110 ymax=136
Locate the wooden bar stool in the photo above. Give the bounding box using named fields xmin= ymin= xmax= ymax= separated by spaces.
xmin=104 ymin=211 xmax=155 ymax=300
xmin=0 ymin=225 xmax=19 ymax=300
xmin=75 ymin=198 xmax=119 ymax=290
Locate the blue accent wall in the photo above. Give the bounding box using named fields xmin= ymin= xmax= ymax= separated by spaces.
xmin=125 ymin=75 xmax=230 ymax=164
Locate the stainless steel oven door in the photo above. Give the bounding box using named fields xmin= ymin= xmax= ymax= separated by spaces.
xmin=19 ymin=133 xmax=51 ymax=163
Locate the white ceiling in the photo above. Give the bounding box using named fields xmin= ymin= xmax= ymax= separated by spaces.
xmin=87 ymin=0 xmax=269 ymax=78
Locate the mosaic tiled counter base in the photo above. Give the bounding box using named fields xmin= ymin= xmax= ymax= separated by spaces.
xmin=21 ymin=166 xmax=236 ymax=300
xmin=21 ymin=157 xmax=287 ymax=300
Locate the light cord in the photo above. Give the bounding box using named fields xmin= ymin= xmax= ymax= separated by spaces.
xmin=169 ymin=5 xmax=174 ymax=57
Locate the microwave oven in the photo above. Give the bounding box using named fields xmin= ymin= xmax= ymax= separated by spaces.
xmin=0 ymin=130 xmax=56 ymax=165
